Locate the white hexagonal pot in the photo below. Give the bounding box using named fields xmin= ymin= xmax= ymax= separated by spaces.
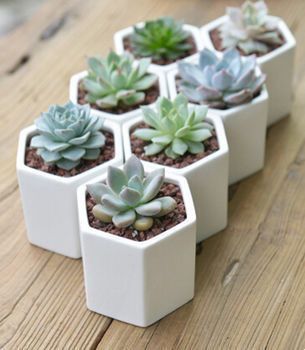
xmin=16 ymin=120 xmax=123 ymax=259
xmin=114 ymin=23 xmax=203 ymax=74
xmin=167 ymin=68 xmax=269 ymax=185
xmin=77 ymin=167 xmax=196 ymax=327
xmin=201 ymin=16 xmax=296 ymax=126
xmin=122 ymin=112 xmax=229 ymax=243
xmin=70 ymin=65 xmax=168 ymax=126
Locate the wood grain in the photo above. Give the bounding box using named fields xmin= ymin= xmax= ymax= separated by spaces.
xmin=1 ymin=0 xmax=305 ymax=349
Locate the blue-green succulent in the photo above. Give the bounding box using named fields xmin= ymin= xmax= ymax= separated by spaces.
xmin=178 ymin=48 xmax=266 ymax=109
xmin=87 ymin=155 xmax=177 ymax=231
xmin=30 ymin=102 xmax=105 ymax=170
xmin=133 ymin=94 xmax=213 ymax=159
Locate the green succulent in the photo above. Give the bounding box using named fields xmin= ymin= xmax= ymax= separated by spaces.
xmin=83 ymin=51 xmax=157 ymax=109
xmin=30 ymin=102 xmax=105 ymax=170
xmin=133 ymin=94 xmax=213 ymax=159
xmin=130 ymin=17 xmax=192 ymax=62
xmin=87 ymin=155 xmax=177 ymax=231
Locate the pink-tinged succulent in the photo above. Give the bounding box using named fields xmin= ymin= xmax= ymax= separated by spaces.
xmin=219 ymin=0 xmax=283 ymax=55
xmin=178 ymin=48 xmax=266 ymax=109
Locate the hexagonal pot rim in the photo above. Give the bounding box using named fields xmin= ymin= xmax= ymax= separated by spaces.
xmin=121 ymin=110 xmax=229 ymax=176
xmin=77 ymin=167 xmax=196 ymax=249
xmin=113 ymin=22 xmax=204 ymax=72
xmin=69 ymin=64 xmax=168 ymax=123
xmin=166 ymin=64 xmax=269 ymax=119
xmin=16 ymin=118 xmax=123 ymax=184
xmin=200 ymin=15 xmax=296 ymax=65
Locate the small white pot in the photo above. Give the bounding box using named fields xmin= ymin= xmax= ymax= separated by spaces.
xmin=201 ymin=16 xmax=296 ymax=126
xmin=114 ymin=23 xmax=203 ymax=73
xmin=70 ymin=65 xmax=168 ymax=126
xmin=122 ymin=113 xmax=229 ymax=243
xmin=16 ymin=120 xmax=123 ymax=259
xmin=78 ymin=168 xmax=196 ymax=327
xmin=167 ymin=68 xmax=269 ymax=185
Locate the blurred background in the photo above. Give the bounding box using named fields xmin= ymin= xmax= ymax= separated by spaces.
xmin=0 ymin=0 xmax=45 ymax=35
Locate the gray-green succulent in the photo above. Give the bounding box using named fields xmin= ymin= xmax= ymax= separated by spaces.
xmin=130 ymin=17 xmax=192 ymax=62
xmin=82 ymin=51 xmax=157 ymax=109
xmin=178 ymin=48 xmax=266 ymax=109
xmin=220 ymin=0 xmax=283 ymax=55
xmin=87 ymin=155 xmax=177 ymax=231
xmin=30 ymin=102 xmax=105 ymax=170
xmin=133 ymin=94 xmax=213 ymax=159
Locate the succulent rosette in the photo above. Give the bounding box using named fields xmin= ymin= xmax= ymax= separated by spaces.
xmin=31 ymin=102 xmax=105 ymax=170
xmin=130 ymin=17 xmax=192 ymax=62
xmin=133 ymin=94 xmax=213 ymax=159
xmin=178 ymin=48 xmax=266 ymax=109
xmin=87 ymin=155 xmax=177 ymax=231
xmin=83 ymin=51 xmax=157 ymax=109
xmin=219 ymin=0 xmax=283 ymax=55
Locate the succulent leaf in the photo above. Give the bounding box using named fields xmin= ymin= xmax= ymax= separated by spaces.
xmin=89 ymin=156 xmax=176 ymax=230
xmin=107 ymin=167 xmax=127 ymax=194
xmin=83 ymin=51 xmax=157 ymax=109
xmin=31 ymin=102 xmax=105 ymax=170
xmin=130 ymin=17 xmax=191 ymax=62
xmin=134 ymin=94 xmax=213 ymax=159
xmin=178 ymin=48 xmax=265 ymax=109
xmin=220 ymin=0 xmax=283 ymax=55
xmin=155 ymin=196 xmax=177 ymax=217
xmin=133 ymin=217 xmax=154 ymax=231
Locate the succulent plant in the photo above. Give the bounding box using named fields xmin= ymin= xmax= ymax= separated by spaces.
xmin=83 ymin=51 xmax=157 ymax=109
xmin=30 ymin=102 xmax=105 ymax=170
xmin=133 ymin=94 xmax=213 ymax=159
xmin=130 ymin=17 xmax=192 ymax=62
xmin=219 ymin=0 xmax=283 ymax=55
xmin=87 ymin=155 xmax=177 ymax=231
xmin=177 ymin=48 xmax=266 ymax=109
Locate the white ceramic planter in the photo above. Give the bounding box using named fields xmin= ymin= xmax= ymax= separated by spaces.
xmin=70 ymin=65 xmax=168 ymax=126
xmin=167 ymin=68 xmax=268 ymax=185
xmin=201 ymin=16 xmax=296 ymax=126
xmin=16 ymin=120 xmax=123 ymax=259
xmin=78 ymin=168 xmax=196 ymax=327
xmin=122 ymin=113 xmax=229 ymax=243
xmin=114 ymin=23 xmax=203 ymax=73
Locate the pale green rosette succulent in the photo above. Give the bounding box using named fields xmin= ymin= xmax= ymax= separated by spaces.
xmin=178 ymin=48 xmax=266 ymax=109
xmin=220 ymin=0 xmax=283 ymax=55
xmin=133 ymin=94 xmax=213 ymax=159
xmin=30 ymin=102 xmax=105 ymax=170
xmin=87 ymin=155 xmax=177 ymax=231
xmin=83 ymin=51 xmax=157 ymax=109
xmin=130 ymin=17 xmax=192 ymax=62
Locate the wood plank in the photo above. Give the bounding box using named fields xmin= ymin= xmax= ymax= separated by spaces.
xmin=0 ymin=0 xmax=305 ymax=348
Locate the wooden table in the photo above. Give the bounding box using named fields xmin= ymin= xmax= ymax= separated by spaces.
xmin=1 ymin=0 xmax=305 ymax=348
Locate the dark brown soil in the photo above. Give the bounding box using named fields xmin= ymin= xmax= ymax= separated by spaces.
xmin=25 ymin=132 xmax=114 ymax=177
xmin=123 ymin=35 xmax=198 ymax=65
xmin=130 ymin=122 xmax=219 ymax=169
xmin=210 ymin=27 xmax=285 ymax=57
xmin=86 ymin=183 xmax=186 ymax=242
xmin=78 ymin=82 xmax=159 ymax=115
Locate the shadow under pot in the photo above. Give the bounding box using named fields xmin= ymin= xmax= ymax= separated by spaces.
xmin=16 ymin=120 xmax=123 ymax=258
